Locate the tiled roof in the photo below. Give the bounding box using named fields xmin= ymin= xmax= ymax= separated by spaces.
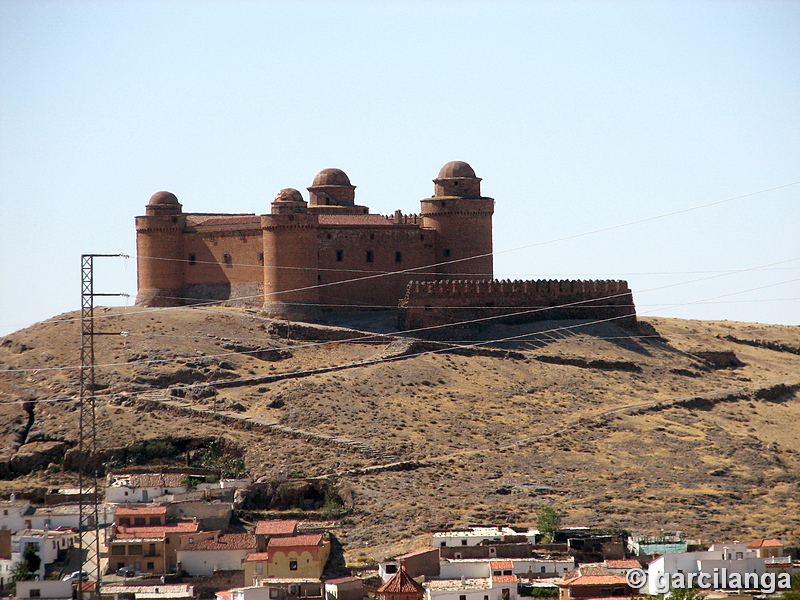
xmin=115 ymin=522 xmax=199 ymax=539
xmin=558 ymin=575 xmax=628 ymax=587
xmin=109 ymin=473 xmax=193 ymax=488
xmin=396 ymin=547 xmax=437 ymax=560
xmin=179 ymin=533 xmax=256 ymax=551
xmin=576 ymin=566 xmax=611 ymax=576
xmin=490 ymin=560 xmax=514 ymax=570
xmin=216 ymin=591 xmax=232 ymax=600
xmin=255 ymin=520 xmax=298 ymax=536
xmin=267 ymin=533 xmax=324 ymax=548
xmin=245 ymin=552 xmax=271 ymax=562
xmin=492 ymin=575 xmax=517 ymax=583
xmin=116 ymin=505 xmax=168 ymax=516
xmin=605 ymin=559 xmax=641 ymax=568
xmin=749 ymin=539 xmax=782 ymax=548
xmin=378 ymin=569 xmax=425 ymax=594
xmin=318 ymin=214 xmax=393 ymax=226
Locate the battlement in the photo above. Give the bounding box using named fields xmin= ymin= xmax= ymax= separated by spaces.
xmin=399 ymin=278 xmax=637 ymax=336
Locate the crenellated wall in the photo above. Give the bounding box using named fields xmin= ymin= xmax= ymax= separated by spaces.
xmin=399 ymin=279 xmax=637 ymax=334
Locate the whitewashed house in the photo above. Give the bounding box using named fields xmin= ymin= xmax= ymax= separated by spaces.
xmin=424 ymin=573 xmax=518 ymax=600
xmin=15 ymin=580 xmax=73 ymax=600
xmin=0 ymin=498 xmax=31 ymax=531
xmin=176 ymin=532 xmax=256 ymax=576
xmin=646 ymin=543 xmax=768 ymax=595
xmin=106 ymin=473 xmax=192 ymax=503
xmin=432 ymin=527 xmax=538 ymax=548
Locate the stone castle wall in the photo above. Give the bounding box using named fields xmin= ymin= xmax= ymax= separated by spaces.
xmin=399 ymin=279 xmax=637 ymax=334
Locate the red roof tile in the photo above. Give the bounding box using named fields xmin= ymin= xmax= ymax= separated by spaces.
xmin=395 ymin=547 xmax=437 ymax=560
xmin=605 ymin=560 xmax=641 ymax=568
xmin=558 ymin=575 xmax=629 ymax=587
xmin=255 ymin=520 xmax=299 ymax=536
xmin=179 ymin=533 xmax=256 ymax=551
xmin=490 ymin=560 xmax=514 ymax=570
xmin=377 ymin=569 xmax=425 ymax=594
xmin=116 ymin=505 xmax=168 ymax=516
xmin=267 ymin=533 xmax=324 ymax=548
xmin=115 ymin=522 xmax=200 ymax=539
xmin=492 ymin=575 xmax=518 ymax=583
xmin=245 ymin=552 xmax=271 ymax=562
xmin=749 ymin=539 xmax=782 ymax=548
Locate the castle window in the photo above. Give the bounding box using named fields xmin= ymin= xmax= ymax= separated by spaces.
xmin=370 ymin=233 xmax=375 ymax=240
xmin=223 ymin=252 xmax=232 ymax=266
xmin=189 ymin=253 xmax=196 ymax=265
xmin=336 ymin=250 xmax=343 ymax=262
xmin=444 ymin=249 xmax=451 ymax=258
xmin=258 ymin=252 xmax=264 ymax=265
xmin=395 ymin=251 xmax=402 ymax=263
xmin=366 ymin=251 xmax=374 ymax=263
xmin=453 ymin=181 xmax=458 ymax=186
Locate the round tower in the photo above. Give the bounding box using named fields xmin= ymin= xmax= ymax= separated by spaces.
xmin=307 ymin=168 xmax=356 ymax=207
xmin=135 ymin=191 xmax=186 ymax=306
xmin=420 ymin=161 xmax=494 ymax=279
xmin=261 ymin=188 xmax=321 ymax=319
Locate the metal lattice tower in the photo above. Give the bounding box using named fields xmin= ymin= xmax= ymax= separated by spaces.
xmin=78 ymin=254 xmax=127 ymax=600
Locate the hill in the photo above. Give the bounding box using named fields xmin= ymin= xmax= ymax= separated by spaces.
xmin=1 ymin=306 xmax=799 ymax=562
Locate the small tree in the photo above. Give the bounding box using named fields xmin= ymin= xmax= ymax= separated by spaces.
xmin=536 ymin=506 xmax=561 ymax=543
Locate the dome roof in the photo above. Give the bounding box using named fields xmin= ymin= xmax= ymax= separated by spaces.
xmin=149 ymin=191 xmax=180 ymax=205
xmin=437 ymin=161 xmax=476 ymax=179
xmin=312 ymin=168 xmax=352 ymax=187
xmin=274 ymin=188 xmax=304 ymax=203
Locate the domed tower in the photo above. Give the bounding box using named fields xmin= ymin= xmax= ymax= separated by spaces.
xmin=307 ymin=168 xmax=368 ymax=214
xmin=420 ymin=161 xmax=494 ymax=278
xmin=135 ymin=191 xmax=187 ymax=306
xmin=261 ymin=188 xmax=320 ymax=319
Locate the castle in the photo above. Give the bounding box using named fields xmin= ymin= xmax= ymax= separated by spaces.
xmin=135 ymin=161 xmax=637 ymax=331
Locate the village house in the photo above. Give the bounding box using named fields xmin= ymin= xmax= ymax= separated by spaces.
xmin=254 ymin=520 xmax=299 ymax=550
xmin=645 ymin=543 xmax=768 ymax=596
xmin=106 ymin=473 xmax=198 ymax=504
xmin=379 ymin=548 xmax=440 ymax=584
xmin=556 ymin=572 xmax=632 ymax=600
xmin=26 ymin=502 xmax=115 ymax=530
xmin=100 ymin=584 xmax=195 ymax=600
xmin=176 ymin=532 xmax=257 ymax=576
xmin=0 ymin=497 xmax=31 ymax=531
xmin=243 ymin=533 xmax=331 ymax=586
xmin=323 ymin=576 xmax=364 ymax=600
xmin=438 ymin=556 xmax=575 ymax=581
xmin=108 ymin=521 xmax=201 ymax=575
xmin=423 ymin=571 xmax=518 ymax=600
xmin=116 ymin=505 xmax=167 ymax=527
xmin=0 ymin=529 xmax=79 ymax=580
xmin=747 ymin=539 xmax=785 ymax=559
xmin=15 ymin=580 xmax=73 ymax=600
xmin=432 ymin=527 xmax=538 ymax=549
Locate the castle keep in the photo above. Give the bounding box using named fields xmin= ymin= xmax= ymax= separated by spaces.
xmin=135 ymin=161 xmax=636 ymax=329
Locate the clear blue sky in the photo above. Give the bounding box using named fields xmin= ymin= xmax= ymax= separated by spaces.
xmin=1 ymin=0 xmax=798 ymax=337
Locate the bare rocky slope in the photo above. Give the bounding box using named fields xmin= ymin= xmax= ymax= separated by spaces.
xmin=1 ymin=306 xmax=799 ymax=563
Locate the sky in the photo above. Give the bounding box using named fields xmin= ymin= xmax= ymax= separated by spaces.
xmin=1 ymin=0 xmax=798 ymax=338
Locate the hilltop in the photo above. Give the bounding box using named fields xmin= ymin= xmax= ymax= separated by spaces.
xmin=1 ymin=306 xmax=799 ymax=562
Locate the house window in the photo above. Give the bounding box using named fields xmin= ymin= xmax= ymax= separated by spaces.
xmin=119 ymin=518 xmax=130 ymax=526
xmin=440 ymin=541 xmax=446 ymax=547
xmin=128 ymin=545 xmax=143 ymax=555
xmin=385 ymin=565 xmax=397 ymax=574
xmin=336 ymin=250 xmax=343 ymax=262
xmin=147 ymin=562 xmax=154 ymax=570
xmin=395 ymin=251 xmax=402 ymax=263
xmin=461 ymin=540 xmax=468 ymax=546
xmin=189 ymin=253 xmax=196 ymax=265
xmin=112 ymin=546 xmax=126 ymax=556
xmin=256 ymin=563 xmax=264 ymax=575
xmin=460 ymin=596 xmax=466 ymax=600
xmin=269 ymin=591 xmax=281 ymax=600
xmin=29 ymin=590 xmax=40 ymax=598
xmin=258 ymin=252 xmax=264 ymax=264
xmin=149 ymin=517 xmax=160 ymax=525
xmin=541 ymin=566 xmax=546 ymax=573
xmin=289 ymin=560 xmax=298 ymax=571
xmin=370 ymin=234 xmax=375 ymax=240
xmin=444 ymin=249 xmax=451 ymax=258
xmin=2 ymin=510 xmax=7 ymax=516
xmin=366 ymin=251 xmax=374 ymax=263
xmin=134 ymin=517 xmax=146 ymax=526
